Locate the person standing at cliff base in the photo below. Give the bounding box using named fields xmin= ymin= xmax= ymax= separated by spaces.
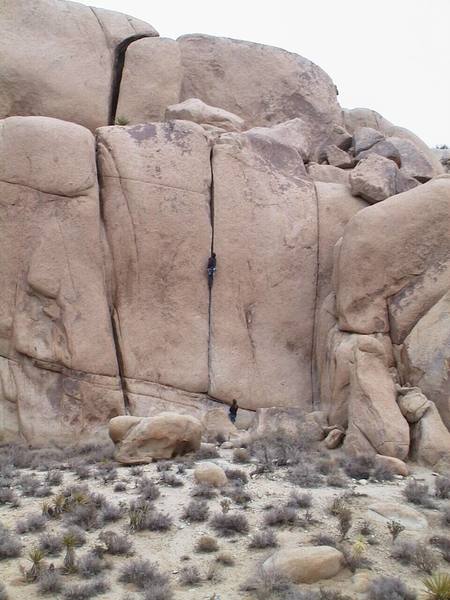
xmin=229 ymin=399 xmax=238 ymax=424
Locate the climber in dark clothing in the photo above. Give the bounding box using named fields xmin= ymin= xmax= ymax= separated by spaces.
xmin=207 ymin=252 xmax=217 ymax=289
xmin=229 ymin=399 xmax=238 ymax=424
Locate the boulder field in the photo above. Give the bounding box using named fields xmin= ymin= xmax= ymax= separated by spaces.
xmin=0 ymin=0 xmax=448 ymax=466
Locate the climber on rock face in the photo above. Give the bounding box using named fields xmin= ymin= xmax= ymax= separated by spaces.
xmin=207 ymin=252 xmax=216 ymax=289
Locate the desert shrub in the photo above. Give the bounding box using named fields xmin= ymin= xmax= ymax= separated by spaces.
xmin=0 ymin=583 xmax=7 ymax=600
xmin=64 ymin=501 xmax=100 ymax=530
xmin=179 ymin=565 xmax=201 ymax=585
xmin=63 ymin=525 xmax=86 ymax=546
xmin=222 ymin=484 xmax=252 ymax=505
xmin=45 ymin=470 xmax=63 ymax=486
xmin=249 ymin=529 xmax=278 ymax=549
xmin=287 ymin=491 xmax=312 ymax=508
xmin=96 ymin=462 xmax=117 ymax=482
xmin=19 ymin=474 xmax=51 ymax=497
xmin=225 ymin=468 xmax=248 ymax=484
xmin=73 ymin=465 xmax=91 ymax=480
xmin=211 ymin=512 xmax=249 ymax=536
xmin=264 ymin=505 xmax=297 ymax=527
xmin=38 ymin=568 xmax=63 ymax=594
xmin=128 ymin=498 xmax=152 ymax=531
xmin=443 ymin=506 xmax=450 ymax=527
xmin=367 ymin=576 xmax=417 ymax=600
xmin=430 ymin=536 xmax=450 ymax=562
xmin=159 ymin=472 xmax=183 ymax=487
xmin=435 ymin=476 xmax=450 ymax=499
xmin=78 ymin=551 xmax=110 ymax=578
xmin=342 ymin=540 xmax=370 ymax=573
xmin=38 ymin=532 xmax=63 ymax=555
xmin=98 ymin=530 xmax=133 ymax=556
xmin=195 ymin=445 xmax=219 ymax=460
xmin=311 ymin=533 xmax=337 ymax=547
xmin=288 ymin=464 xmax=323 ymax=487
xmin=359 ymin=520 xmax=374 ymax=537
xmin=337 ymin=507 xmax=352 ymax=539
xmin=156 ymin=461 xmax=173 ymax=472
xmin=63 ymin=577 xmax=109 ymax=600
xmin=0 ymin=525 xmax=22 ymax=559
xmin=326 ymin=472 xmax=349 ymax=488
xmin=241 ymin=567 xmax=292 ymax=599
xmin=130 ymin=466 xmax=143 ymax=477
xmin=0 ymin=487 xmax=17 ymax=505
xmin=233 ymin=448 xmax=251 ymax=463
xmin=392 ymin=540 xmax=438 ymax=573
xmin=119 ymin=559 xmax=169 ymax=590
xmin=387 ymin=520 xmax=405 ymax=542
xmin=16 ymin=512 xmax=47 ymax=534
xmin=100 ymin=500 xmax=125 ymax=523
xmin=403 ymin=480 xmax=434 ymax=508
xmin=373 ymin=464 xmax=395 ymax=482
xmin=113 ymin=481 xmax=127 ymax=492
xmin=183 ymin=499 xmax=209 ymax=522
xmin=216 ymin=552 xmax=234 ymax=565
xmin=191 ymin=483 xmax=217 ymax=499
xmin=195 ymin=535 xmax=218 ymax=553
xmin=423 ymin=573 xmax=450 ymax=599
xmin=145 ymin=510 xmax=172 ymax=532
xmin=343 ymin=454 xmax=375 ymax=479
xmin=138 ymin=477 xmax=160 ymax=501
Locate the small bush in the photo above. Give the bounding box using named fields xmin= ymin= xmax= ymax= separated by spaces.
xmin=392 ymin=540 xmax=438 ymax=573
xmin=130 ymin=466 xmax=143 ymax=477
xmin=78 ymin=551 xmax=109 ymax=578
xmin=145 ymin=511 xmax=172 ymax=532
xmin=311 ymin=533 xmax=337 ymax=547
xmin=233 ymin=448 xmax=250 ymax=463
xmin=113 ymin=481 xmax=127 ymax=492
xmin=38 ymin=568 xmax=63 ymax=594
xmin=344 ymin=454 xmax=375 ymax=479
xmin=435 ymin=477 xmax=450 ymax=500
xmin=225 ymin=468 xmax=248 ymax=484
xmin=326 ymin=472 xmax=349 ymax=488
xmin=423 ymin=572 xmax=450 ymax=600
xmin=138 ymin=477 xmax=160 ymax=501
xmin=156 ymin=461 xmax=173 ymax=472
xmin=129 ymin=498 xmax=152 ymax=531
xmin=183 ymin=499 xmax=209 ymax=522
xmin=195 ymin=535 xmax=218 ymax=553
xmin=100 ymin=500 xmax=125 ymax=523
xmin=0 ymin=487 xmax=17 ymax=505
xmin=359 ymin=520 xmax=374 ymax=537
xmin=430 ymin=536 xmax=450 ymax=562
xmin=216 ymin=552 xmax=234 ymax=565
xmin=210 ymin=512 xmax=249 ymax=536
xmin=337 ymin=507 xmax=352 ymax=539
xmin=264 ymin=505 xmax=297 ymax=527
xmin=73 ymin=465 xmax=91 ymax=480
xmin=367 ymin=576 xmax=417 ymax=600
xmin=63 ymin=577 xmax=109 ymax=600
xmin=0 ymin=525 xmax=22 ymax=559
xmin=249 ymin=529 xmax=278 ymax=549
xmin=288 ymin=464 xmax=323 ymax=487
xmin=222 ymin=483 xmax=252 ymax=505
xmin=287 ymin=491 xmax=312 ymax=509
xmin=98 ymin=530 xmax=133 ymax=556
xmin=63 ymin=526 xmax=86 ymax=546
xmin=45 ymin=470 xmax=63 ymax=486
xmin=38 ymin=532 xmax=63 ymax=555
xmin=373 ymin=464 xmax=395 ymax=482
xmin=387 ymin=520 xmax=405 ymax=542
xmin=16 ymin=512 xmax=47 ymax=534
xmin=159 ymin=472 xmax=183 ymax=487
xmin=191 ymin=483 xmax=217 ymax=499
xmin=403 ymin=480 xmax=434 ymax=508
xmin=19 ymin=474 xmax=52 ymax=497
xmin=179 ymin=565 xmax=201 ymax=586
xmin=119 ymin=559 xmax=168 ymax=590
xmin=195 ymin=445 xmax=219 ymax=460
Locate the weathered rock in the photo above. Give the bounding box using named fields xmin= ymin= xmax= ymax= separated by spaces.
xmin=0 ymin=116 xmax=124 ymax=446
xmin=247 ymin=118 xmax=312 ymax=162
xmin=194 ymin=462 xmax=228 ymax=487
xmin=116 ymin=38 xmax=181 ymax=124
xmin=263 ymin=546 xmax=344 ymax=584
xmin=336 ymin=177 xmax=450 ymax=335
xmin=344 ymin=336 xmax=410 ymax=460
xmin=397 ymin=388 xmax=432 ymax=423
xmin=325 ymin=145 xmax=354 ymax=168
xmin=165 ymin=97 xmax=244 ymax=132
xmin=110 ymin=413 xmax=202 ymax=463
xmin=329 ymin=124 xmax=353 ymax=151
xmin=375 ymin=455 xmax=409 ymax=477
xmin=0 ymin=0 xmax=158 ymax=131
xmin=410 ymin=403 xmax=450 ymax=466
xmin=350 ymin=154 xmax=398 ymax=203
xmin=387 ymin=136 xmax=436 ymax=181
xmin=209 ymin=129 xmax=318 ymax=410
xmin=202 ymin=408 xmax=238 ymax=442
xmin=353 ymin=127 xmax=385 ymax=155
xmin=356 ymin=139 xmax=401 ymax=165
xmin=307 ymin=163 xmax=351 ymax=185
xmin=97 ymin=121 xmax=211 ymax=401
xmin=324 ymin=428 xmax=345 ymax=449
xmin=367 ymin=502 xmax=428 ymax=530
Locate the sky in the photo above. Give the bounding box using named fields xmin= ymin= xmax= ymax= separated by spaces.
xmin=79 ymin=0 xmax=450 ymax=146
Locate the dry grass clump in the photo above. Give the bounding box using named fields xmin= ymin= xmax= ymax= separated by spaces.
xmin=392 ymin=540 xmax=438 ymax=573
xmin=288 ymin=463 xmax=323 ymax=488
xmin=264 ymin=505 xmax=298 ymax=527
xmin=118 ymin=558 xmax=170 ymax=593
xmin=210 ymin=511 xmax=249 ymax=536
xmin=326 ymin=472 xmax=349 ymax=488
xmin=38 ymin=532 xmax=63 ymax=555
xmin=63 ymin=577 xmax=109 ymax=600
xmin=248 ymin=529 xmax=278 ymax=549
xmin=159 ymin=472 xmax=183 ymax=487
xmin=191 ymin=483 xmax=217 ymax=499
xmin=16 ymin=512 xmax=47 ymax=534
xmin=343 ymin=454 xmax=375 ymax=479
xmin=216 ymin=551 xmax=234 ymax=566
xmin=233 ymin=447 xmax=251 ymax=463
xmin=222 ymin=483 xmax=252 ymax=506
xmin=367 ymin=575 xmax=417 ymax=600
xmin=0 ymin=524 xmax=22 ymax=559
xmin=78 ymin=550 xmax=110 ymax=578
xmin=195 ymin=444 xmax=219 ymax=460
xmin=179 ymin=564 xmax=201 ymax=586
xmin=403 ymin=480 xmax=434 ymax=508
xmin=137 ymin=477 xmax=160 ymax=501
xmin=287 ymin=491 xmax=312 ymax=508
xmin=98 ymin=530 xmax=133 ymax=556
xmin=182 ymin=499 xmax=209 ymax=522
xmin=195 ymin=535 xmax=219 ymax=553
xmin=37 ymin=568 xmax=63 ymax=595
xmin=113 ymin=481 xmax=127 ymax=492
xmin=18 ymin=474 xmax=52 ymax=498
xmin=224 ymin=468 xmax=248 ymax=484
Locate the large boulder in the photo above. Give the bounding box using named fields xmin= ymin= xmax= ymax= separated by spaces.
xmin=110 ymin=413 xmax=202 ymax=463
xmin=0 ymin=116 xmax=124 ymax=446
xmin=247 ymin=118 xmax=312 ymax=162
xmin=165 ymin=98 xmax=244 ymax=132
xmin=410 ymin=403 xmax=450 ymax=466
xmin=0 ymin=0 xmax=157 ymax=130
xmin=307 ymin=163 xmax=350 ymax=185
xmin=353 ymin=127 xmax=384 ymax=155
xmin=96 ymin=121 xmax=211 ymax=408
xmin=397 ymin=388 xmax=432 ymax=423
xmin=387 ymin=136 xmax=436 ymax=181
xmin=263 ymin=546 xmax=344 ymax=584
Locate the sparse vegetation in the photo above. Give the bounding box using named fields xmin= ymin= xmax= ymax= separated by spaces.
xmin=344 ymin=454 xmax=375 ymax=479
xmin=387 ymin=520 xmax=405 ymax=542
xmin=195 ymin=535 xmax=219 ymax=553
xmin=183 ymin=499 xmax=209 ymax=522
xmin=38 ymin=568 xmax=63 ymax=595
xmin=179 ymin=564 xmax=201 ymax=585
xmin=264 ymin=505 xmax=298 ymax=527
xmin=367 ymin=576 xmax=417 ymax=600
xmin=287 ymin=491 xmax=312 ymax=508
xmin=119 ymin=558 xmax=170 ymax=592
xmin=63 ymin=577 xmax=109 ymax=600
xmin=233 ymin=447 xmax=251 ymax=463
xmin=38 ymin=532 xmax=63 ymax=555
xmin=249 ymin=529 xmax=278 ymax=548
xmin=435 ymin=476 xmax=450 ymax=499
xmin=0 ymin=524 xmax=22 ymax=559
xmin=98 ymin=530 xmax=133 ymax=555
xmin=16 ymin=512 xmax=47 ymax=534
xmin=225 ymin=468 xmax=248 ymax=483
xmin=422 ymin=572 xmax=450 ymax=599
xmin=403 ymin=480 xmax=434 ymax=508
xmin=195 ymin=444 xmax=219 ymax=459
xmin=211 ymin=511 xmax=249 ymax=536
xmin=392 ymin=540 xmax=438 ymax=573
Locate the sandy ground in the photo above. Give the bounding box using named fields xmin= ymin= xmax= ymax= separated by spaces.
xmin=0 ymin=448 xmax=449 ymax=600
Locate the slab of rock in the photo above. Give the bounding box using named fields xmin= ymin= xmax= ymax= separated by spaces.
xmin=307 ymin=163 xmax=351 ymax=185
xmin=326 ymin=145 xmax=354 ymax=169
xmin=110 ymin=413 xmax=202 ymax=463
xmin=202 ymin=408 xmax=238 ymax=442
xmin=353 ymin=127 xmax=385 ymax=155
xmin=356 ymin=139 xmax=402 ymax=166
xmin=263 ymin=546 xmax=344 ymax=584
xmin=209 ymin=129 xmax=318 ymax=410
xmin=367 ymin=502 xmax=428 ymax=530
xmin=247 ymin=118 xmax=312 ymax=162
xmin=350 ymin=154 xmax=398 ymax=203
xmin=397 ymin=388 xmax=432 ymax=423
xmin=97 ymin=121 xmax=211 ymax=397
xmin=375 ymin=455 xmax=409 ymax=477
xmin=387 ymin=136 xmax=436 ymax=181
xmin=410 ymin=402 xmax=450 ymax=466
xmin=194 ymin=462 xmax=228 ymax=487
xmin=165 ymin=97 xmax=244 ymax=132
xmin=0 ymin=0 xmax=157 ymax=131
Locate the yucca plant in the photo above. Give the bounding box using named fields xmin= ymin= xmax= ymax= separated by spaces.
xmin=26 ymin=547 xmax=45 ymax=581
xmin=62 ymin=533 xmax=77 ymax=573
xmin=423 ymin=573 xmax=450 ymax=599
xmin=128 ymin=500 xmax=151 ymax=532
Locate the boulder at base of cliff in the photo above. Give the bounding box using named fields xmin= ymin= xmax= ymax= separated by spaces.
xmin=109 ymin=413 xmax=202 ymax=463
xmin=410 ymin=403 xmax=450 ymax=467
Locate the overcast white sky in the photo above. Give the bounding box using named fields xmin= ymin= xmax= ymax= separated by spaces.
xmin=79 ymin=0 xmax=450 ymax=146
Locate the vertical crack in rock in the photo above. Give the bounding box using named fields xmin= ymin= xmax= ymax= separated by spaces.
xmin=109 ymin=34 xmax=153 ymax=125
xmin=310 ymin=181 xmax=321 ymax=410
xmin=207 ymin=144 xmax=215 ymax=391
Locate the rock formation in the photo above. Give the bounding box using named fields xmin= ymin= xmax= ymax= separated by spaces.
xmin=0 ymin=0 xmax=448 ymax=464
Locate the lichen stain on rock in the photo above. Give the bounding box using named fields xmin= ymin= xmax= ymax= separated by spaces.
xmin=127 ymin=123 xmax=157 ymax=144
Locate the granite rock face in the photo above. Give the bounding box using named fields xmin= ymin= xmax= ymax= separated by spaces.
xmin=0 ymin=0 xmax=448 ymax=454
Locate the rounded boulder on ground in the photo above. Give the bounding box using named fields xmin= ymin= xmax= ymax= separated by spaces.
xmin=263 ymin=546 xmax=344 ymax=584
xmin=194 ymin=462 xmax=228 ymax=487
